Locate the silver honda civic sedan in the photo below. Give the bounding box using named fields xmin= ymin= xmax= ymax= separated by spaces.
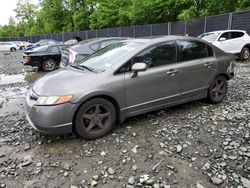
xmin=25 ymin=36 xmax=235 ymax=139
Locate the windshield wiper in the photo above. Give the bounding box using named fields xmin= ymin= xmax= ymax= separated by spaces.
xmin=70 ymin=64 xmax=85 ymax=71
xmin=78 ymin=64 xmax=95 ymax=72
xmin=70 ymin=64 xmax=95 ymax=72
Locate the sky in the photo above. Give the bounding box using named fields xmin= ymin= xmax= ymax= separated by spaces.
xmin=0 ymin=0 xmax=39 ymax=26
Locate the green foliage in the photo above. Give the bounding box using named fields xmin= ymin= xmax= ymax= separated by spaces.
xmin=0 ymin=0 xmax=249 ymax=38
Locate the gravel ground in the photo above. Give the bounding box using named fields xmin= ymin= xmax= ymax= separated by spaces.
xmin=0 ymin=51 xmax=249 ymax=188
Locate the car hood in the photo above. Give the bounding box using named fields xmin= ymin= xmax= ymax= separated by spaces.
xmin=32 ymin=68 xmax=101 ymax=96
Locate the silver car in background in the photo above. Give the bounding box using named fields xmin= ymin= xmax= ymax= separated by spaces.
xmin=25 ymin=36 xmax=235 ymax=139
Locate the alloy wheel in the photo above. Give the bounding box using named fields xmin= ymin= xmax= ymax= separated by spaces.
xmin=211 ymin=79 xmax=226 ymax=101
xmin=82 ymin=104 xmax=112 ymax=134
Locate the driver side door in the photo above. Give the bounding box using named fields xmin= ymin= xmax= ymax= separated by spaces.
xmin=123 ymin=42 xmax=181 ymax=116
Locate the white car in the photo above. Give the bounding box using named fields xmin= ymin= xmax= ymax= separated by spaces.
xmin=0 ymin=42 xmax=18 ymax=52
xmin=198 ymin=30 xmax=250 ymax=60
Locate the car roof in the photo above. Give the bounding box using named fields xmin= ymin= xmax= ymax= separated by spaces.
xmin=124 ymin=35 xmax=202 ymax=45
xmin=203 ymin=30 xmax=246 ymax=34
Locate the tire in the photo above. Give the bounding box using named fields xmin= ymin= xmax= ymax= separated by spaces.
xmin=240 ymin=47 xmax=250 ymax=61
xmin=207 ymin=75 xmax=228 ymax=104
xmin=42 ymin=59 xmax=57 ymax=71
xmin=75 ymin=98 xmax=116 ymax=139
xmin=10 ymin=47 xmax=16 ymax=52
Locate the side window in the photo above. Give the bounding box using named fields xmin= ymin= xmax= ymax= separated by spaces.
xmin=90 ymin=43 xmax=100 ymax=51
xmin=50 ymin=46 xmax=59 ymax=53
xmin=219 ymin=32 xmax=230 ymax=40
xmin=179 ymin=40 xmax=208 ymax=61
xmin=133 ymin=42 xmax=177 ymax=68
xmin=231 ymin=32 xmax=244 ymax=39
xmin=100 ymin=40 xmax=119 ymax=48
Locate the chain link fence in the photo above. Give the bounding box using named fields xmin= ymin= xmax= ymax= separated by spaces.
xmin=2 ymin=10 xmax=250 ymax=43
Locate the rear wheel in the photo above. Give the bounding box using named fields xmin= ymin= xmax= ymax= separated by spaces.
xmin=207 ymin=75 xmax=227 ymax=104
xmin=42 ymin=59 xmax=56 ymax=71
xmin=75 ymin=98 xmax=116 ymax=139
xmin=10 ymin=47 xmax=16 ymax=52
xmin=240 ymin=47 xmax=250 ymax=61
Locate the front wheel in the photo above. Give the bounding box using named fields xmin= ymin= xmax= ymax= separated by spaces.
xmin=75 ymin=98 xmax=116 ymax=139
xmin=10 ymin=47 xmax=16 ymax=52
xmin=42 ymin=59 xmax=56 ymax=71
xmin=207 ymin=75 xmax=228 ymax=104
xmin=240 ymin=47 xmax=250 ymax=61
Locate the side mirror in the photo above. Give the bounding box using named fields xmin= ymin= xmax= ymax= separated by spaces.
xmin=219 ymin=37 xmax=226 ymax=42
xmin=131 ymin=62 xmax=147 ymax=78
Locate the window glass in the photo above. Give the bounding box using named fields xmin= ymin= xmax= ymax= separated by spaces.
xmin=89 ymin=43 xmax=100 ymax=51
xmin=100 ymin=40 xmax=120 ymax=48
xmin=231 ymin=32 xmax=244 ymax=39
xmin=219 ymin=32 xmax=230 ymax=40
xmin=50 ymin=46 xmax=59 ymax=53
xmin=133 ymin=42 xmax=176 ymax=68
xmin=78 ymin=41 xmax=142 ymax=71
xmin=179 ymin=40 xmax=208 ymax=61
xmin=198 ymin=33 xmax=220 ymax=43
xmin=48 ymin=41 xmax=56 ymax=44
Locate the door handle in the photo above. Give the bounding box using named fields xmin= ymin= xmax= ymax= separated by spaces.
xmin=204 ymin=62 xmax=212 ymax=68
xmin=166 ymin=69 xmax=179 ymax=76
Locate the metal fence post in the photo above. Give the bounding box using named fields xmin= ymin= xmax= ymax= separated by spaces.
xmin=150 ymin=24 xmax=153 ymax=36
xmin=204 ymin=17 xmax=207 ymax=33
xmin=134 ymin=25 xmax=136 ymax=37
xmin=184 ymin=22 xmax=187 ymax=35
xmin=228 ymin=13 xmax=233 ymax=30
xmin=85 ymin=31 xmax=88 ymax=39
xmin=168 ymin=22 xmax=171 ymax=35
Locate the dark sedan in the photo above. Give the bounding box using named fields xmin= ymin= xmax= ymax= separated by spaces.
xmin=22 ymin=44 xmax=67 ymax=71
xmin=26 ymin=36 xmax=235 ymax=139
xmin=60 ymin=37 xmax=127 ymax=67
xmin=24 ymin=39 xmax=60 ymax=51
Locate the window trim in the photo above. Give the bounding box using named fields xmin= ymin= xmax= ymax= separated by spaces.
xmin=114 ymin=41 xmax=178 ymax=75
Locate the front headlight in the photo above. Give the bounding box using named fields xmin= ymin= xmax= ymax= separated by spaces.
xmin=36 ymin=95 xmax=73 ymax=106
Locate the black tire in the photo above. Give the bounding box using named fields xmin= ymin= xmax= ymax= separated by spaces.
xmin=75 ymin=98 xmax=116 ymax=139
xmin=240 ymin=47 xmax=250 ymax=61
xmin=42 ymin=59 xmax=57 ymax=71
xmin=10 ymin=47 xmax=16 ymax=52
xmin=207 ymin=75 xmax=228 ymax=104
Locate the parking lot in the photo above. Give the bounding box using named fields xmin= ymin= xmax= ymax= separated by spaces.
xmin=0 ymin=51 xmax=249 ymax=187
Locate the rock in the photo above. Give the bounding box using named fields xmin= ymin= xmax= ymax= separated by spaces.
xmin=70 ymin=186 xmax=78 ymax=188
xmin=62 ymin=163 xmax=71 ymax=171
xmin=202 ymin=162 xmax=210 ymax=171
xmin=19 ymin=155 xmax=32 ymax=167
xmin=211 ymin=176 xmax=223 ymax=185
xmin=93 ymin=175 xmax=99 ymax=180
xmin=132 ymin=165 xmax=137 ymax=171
xmin=108 ymin=167 xmax=115 ymax=175
xmin=128 ymin=176 xmax=135 ymax=185
xmin=240 ymin=176 xmax=250 ymax=188
xmin=63 ymin=171 xmax=69 ymax=177
xmin=101 ymin=151 xmax=106 ymax=156
xmin=91 ymin=180 xmax=98 ymax=187
xmin=153 ymin=183 xmax=160 ymax=188
xmin=176 ymin=145 xmax=182 ymax=153
xmin=196 ymin=182 xmax=205 ymax=188
xmin=132 ymin=145 xmax=139 ymax=153
xmin=36 ymin=162 xmax=42 ymax=167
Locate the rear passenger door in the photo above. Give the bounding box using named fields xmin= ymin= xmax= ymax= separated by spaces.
xmin=177 ymin=40 xmax=216 ymax=99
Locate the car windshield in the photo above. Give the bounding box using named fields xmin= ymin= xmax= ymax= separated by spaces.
xmin=31 ymin=45 xmax=48 ymax=52
xmin=78 ymin=41 xmax=143 ymax=71
xmin=198 ymin=33 xmax=220 ymax=43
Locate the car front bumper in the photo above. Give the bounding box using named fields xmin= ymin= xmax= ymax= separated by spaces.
xmin=25 ymin=92 xmax=80 ymax=135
